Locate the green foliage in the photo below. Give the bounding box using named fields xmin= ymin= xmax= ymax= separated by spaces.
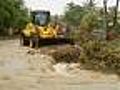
xmin=63 ymin=2 xmax=85 ymax=26
xmin=63 ymin=2 xmax=103 ymax=32
xmin=0 ymin=0 xmax=30 ymax=34
xmin=80 ymin=10 xmax=98 ymax=32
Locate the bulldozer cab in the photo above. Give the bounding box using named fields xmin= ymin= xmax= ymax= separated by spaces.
xmin=31 ymin=10 xmax=50 ymax=26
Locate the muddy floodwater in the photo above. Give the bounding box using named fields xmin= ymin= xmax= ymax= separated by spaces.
xmin=0 ymin=39 xmax=119 ymax=90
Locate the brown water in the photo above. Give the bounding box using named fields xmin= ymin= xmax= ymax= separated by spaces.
xmin=0 ymin=39 xmax=119 ymax=90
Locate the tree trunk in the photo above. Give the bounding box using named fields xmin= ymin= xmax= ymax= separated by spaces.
xmin=103 ymin=0 xmax=109 ymax=40
xmin=89 ymin=0 xmax=94 ymax=7
xmin=113 ymin=0 xmax=119 ymax=27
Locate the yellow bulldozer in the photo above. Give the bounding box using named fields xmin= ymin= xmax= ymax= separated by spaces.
xmin=20 ymin=10 xmax=74 ymax=48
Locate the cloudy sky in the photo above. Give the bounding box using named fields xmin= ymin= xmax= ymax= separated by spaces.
xmin=24 ymin=0 xmax=118 ymax=15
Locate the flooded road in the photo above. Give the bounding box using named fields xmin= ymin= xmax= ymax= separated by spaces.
xmin=0 ymin=39 xmax=119 ymax=90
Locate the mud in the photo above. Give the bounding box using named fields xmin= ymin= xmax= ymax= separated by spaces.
xmin=0 ymin=39 xmax=119 ymax=90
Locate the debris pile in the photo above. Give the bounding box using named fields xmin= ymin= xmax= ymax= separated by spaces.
xmin=50 ymin=45 xmax=81 ymax=63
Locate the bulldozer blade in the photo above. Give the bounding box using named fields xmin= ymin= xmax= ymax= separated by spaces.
xmin=38 ymin=38 xmax=74 ymax=46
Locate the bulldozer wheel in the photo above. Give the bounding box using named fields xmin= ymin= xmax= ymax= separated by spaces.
xmin=29 ymin=36 xmax=39 ymax=48
xmin=29 ymin=38 xmax=35 ymax=48
xmin=20 ymin=35 xmax=29 ymax=46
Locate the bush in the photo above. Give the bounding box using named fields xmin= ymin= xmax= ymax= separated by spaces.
xmin=79 ymin=40 xmax=120 ymax=75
